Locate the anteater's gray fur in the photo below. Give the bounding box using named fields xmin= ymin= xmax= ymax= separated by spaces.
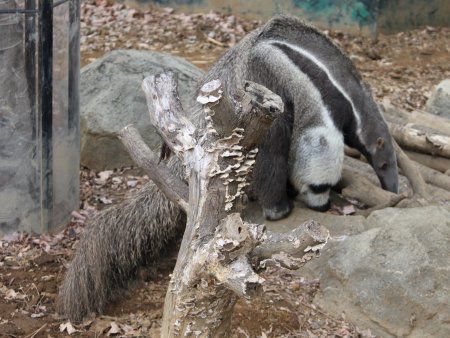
xmin=203 ymin=14 xmax=398 ymax=218
xmin=57 ymin=156 xmax=186 ymax=322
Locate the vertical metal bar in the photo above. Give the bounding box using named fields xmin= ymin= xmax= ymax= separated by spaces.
xmin=38 ymin=0 xmax=53 ymax=232
xmin=25 ymin=0 xmax=36 ymax=141
xmin=371 ymin=0 xmax=380 ymax=42
xmin=68 ymin=0 xmax=79 ymax=131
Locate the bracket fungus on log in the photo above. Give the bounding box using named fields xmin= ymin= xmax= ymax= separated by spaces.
xmin=118 ymin=72 xmax=329 ymax=337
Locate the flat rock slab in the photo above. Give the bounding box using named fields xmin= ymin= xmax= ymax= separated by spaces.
xmin=258 ymin=205 xmax=449 ymax=338
xmin=426 ymin=79 xmax=450 ymax=119
xmin=246 ymin=203 xmax=450 ymax=337
xmin=80 ymin=50 xmax=204 ymax=170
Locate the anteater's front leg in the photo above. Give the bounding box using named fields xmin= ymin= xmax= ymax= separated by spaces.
xmin=252 ymin=112 xmax=294 ymax=220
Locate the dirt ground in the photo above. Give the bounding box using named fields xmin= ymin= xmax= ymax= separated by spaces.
xmin=0 ymin=169 xmax=371 ymax=337
xmin=1 ymin=0 xmax=449 ymax=337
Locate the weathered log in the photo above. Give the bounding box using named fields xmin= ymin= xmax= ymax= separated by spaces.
xmin=427 ymin=186 xmax=450 ymax=203
xmin=340 ymin=167 xmax=404 ymax=207
xmin=404 ymin=150 xmax=450 ymax=173
xmin=344 ymin=146 xmax=362 ymax=158
xmin=251 ymin=219 xmax=329 ymax=262
xmin=389 ymin=122 xmax=450 ymax=159
xmin=234 ymin=81 xmax=285 ymax=149
xmin=381 ymin=100 xmax=450 ymax=136
xmin=344 ymin=150 xmax=450 ymax=192
xmin=393 ymin=141 xmax=430 ymax=201
xmin=142 ymin=73 xmax=197 ymax=159
xmin=344 ymin=140 xmax=450 ymax=174
xmin=343 ymin=156 xmax=412 ymax=195
xmin=381 ymin=100 xmax=450 ymax=159
xmin=133 ymin=72 xmax=328 ymax=337
xmin=343 ymin=155 xmax=450 ymax=207
xmin=406 ymin=160 xmax=450 ymax=191
xmin=118 ymin=125 xmax=189 ymax=212
xmin=355 ymin=194 xmax=408 ymax=217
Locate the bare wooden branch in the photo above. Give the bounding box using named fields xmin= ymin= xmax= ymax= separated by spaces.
xmin=197 ymin=79 xmax=236 ymax=137
xmin=381 ymin=100 xmax=450 ymax=136
xmin=344 ymin=146 xmax=362 ymax=158
xmin=199 ymin=80 xmax=285 ymax=149
xmin=355 ymin=193 xmax=408 ymax=217
xmin=236 ymin=81 xmax=285 ymax=149
xmin=393 ymin=141 xmax=431 ymax=200
xmin=389 ymin=122 xmax=450 ymax=159
xmin=407 ymin=160 xmax=450 ymax=191
xmin=381 ymin=101 xmax=450 ymax=159
xmin=342 ymin=155 xmax=449 ymax=208
xmin=118 ymin=125 xmax=189 ymax=212
xmin=251 ymin=220 xmax=329 ymax=260
xmin=208 ymin=214 xmax=266 ymax=298
xmin=343 ymin=156 xmax=413 ymax=195
xmin=404 ymin=150 xmax=450 ymax=173
xmin=341 ymin=167 xmax=404 ymax=207
xmin=134 ymin=75 xmax=329 ymax=337
xmin=142 ymin=72 xmax=196 ymax=159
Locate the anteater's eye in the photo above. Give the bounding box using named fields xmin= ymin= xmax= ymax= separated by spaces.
xmin=380 ymin=162 xmax=388 ymax=170
xmin=376 ymin=137 xmax=385 ymax=149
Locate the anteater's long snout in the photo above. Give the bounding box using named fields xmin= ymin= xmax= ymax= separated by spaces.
xmin=378 ymin=166 xmax=399 ymax=194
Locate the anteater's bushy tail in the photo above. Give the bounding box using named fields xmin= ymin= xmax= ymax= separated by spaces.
xmin=57 ymin=157 xmax=185 ymax=322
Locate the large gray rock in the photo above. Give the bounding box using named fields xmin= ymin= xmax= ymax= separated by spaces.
xmin=426 ymin=79 xmax=450 ymax=119
xmin=288 ymin=206 xmax=450 ymax=338
xmin=80 ymin=50 xmax=204 ymax=170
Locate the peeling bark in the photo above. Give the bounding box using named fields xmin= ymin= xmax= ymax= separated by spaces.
xmin=381 ymin=100 xmax=450 ymax=136
xmin=118 ymin=125 xmax=189 ymax=212
xmin=389 ymin=122 xmax=450 ymax=159
xmin=340 ymin=168 xmax=405 ymax=207
xmin=121 ymin=72 xmax=330 ymax=337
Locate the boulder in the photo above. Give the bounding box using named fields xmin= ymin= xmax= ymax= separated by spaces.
xmin=426 ymin=79 xmax=450 ymax=119
xmin=80 ymin=50 xmax=204 ymax=170
xmin=282 ymin=206 xmax=450 ymax=337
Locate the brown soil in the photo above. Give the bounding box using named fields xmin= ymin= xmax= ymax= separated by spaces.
xmin=1 ymin=167 xmax=370 ymax=336
xmin=0 ymin=243 xmax=367 ymax=337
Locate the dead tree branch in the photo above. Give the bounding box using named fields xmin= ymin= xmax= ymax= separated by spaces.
xmin=381 ymin=100 xmax=450 ymax=136
xmin=393 ymin=141 xmax=430 ymax=200
xmin=418 ymin=166 xmax=450 ymax=191
xmin=340 ymin=167 xmax=406 ymax=207
xmin=251 ymin=220 xmax=329 ymax=262
xmin=404 ymin=150 xmax=450 ymax=173
xmin=354 ymin=194 xmax=408 ymax=217
xmin=142 ymin=73 xmax=197 ymax=159
xmin=118 ymin=125 xmax=189 ymax=212
xmin=131 ymin=71 xmax=329 ymax=337
xmin=389 ymin=122 xmax=450 ymax=159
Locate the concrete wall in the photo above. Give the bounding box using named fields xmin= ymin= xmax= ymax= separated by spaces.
xmin=378 ymin=0 xmax=450 ymax=33
xmin=131 ymin=0 xmax=450 ymax=34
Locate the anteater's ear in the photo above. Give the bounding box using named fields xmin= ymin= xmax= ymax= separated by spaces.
xmin=376 ymin=137 xmax=385 ymax=149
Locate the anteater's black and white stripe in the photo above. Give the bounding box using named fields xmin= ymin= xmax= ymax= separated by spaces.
xmin=203 ymin=15 xmax=398 ymax=220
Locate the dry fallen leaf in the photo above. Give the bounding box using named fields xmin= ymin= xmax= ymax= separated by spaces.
xmin=107 ymin=321 xmax=122 ymax=336
xmin=2 ymin=287 xmax=27 ymax=301
xmin=60 ymin=321 xmax=78 ymax=335
xmin=99 ymin=196 xmax=113 ymax=204
xmin=96 ymin=170 xmax=114 ymax=185
xmin=342 ymin=204 xmax=357 ymax=215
